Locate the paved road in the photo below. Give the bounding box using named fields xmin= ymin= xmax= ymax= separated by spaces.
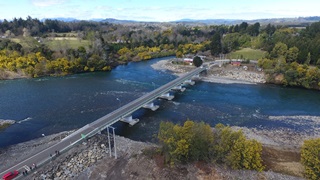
xmin=0 ymin=67 xmax=205 ymax=178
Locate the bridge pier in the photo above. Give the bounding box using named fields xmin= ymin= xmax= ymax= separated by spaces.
xmin=171 ymin=85 xmax=186 ymax=92
xmin=120 ymin=115 xmax=139 ymax=126
xmin=143 ymin=102 xmax=159 ymax=111
xmin=191 ymin=74 xmax=200 ymax=80
xmin=159 ymin=93 xmax=174 ymax=100
xmin=183 ymin=79 xmax=195 ymax=86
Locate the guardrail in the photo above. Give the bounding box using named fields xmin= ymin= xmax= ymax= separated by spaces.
xmin=5 ymin=67 xmax=206 ymax=179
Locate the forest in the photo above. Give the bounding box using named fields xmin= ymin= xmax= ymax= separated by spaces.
xmin=0 ymin=17 xmax=319 ymax=89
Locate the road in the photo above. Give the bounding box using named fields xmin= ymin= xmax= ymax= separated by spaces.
xmin=0 ymin=67 xmax=205 ymax=178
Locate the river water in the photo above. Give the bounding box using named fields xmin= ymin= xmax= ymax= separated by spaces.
xmin=1 ymin=57 xmax=320 ymax=148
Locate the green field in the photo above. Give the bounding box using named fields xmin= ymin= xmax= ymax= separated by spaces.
xmin=228 ymin=48 xmax=266 ymax=60
xmin=9 ymin=37 xmax=90 ymax=51
xmin=45 ymin=38 xmax=90 ymax=51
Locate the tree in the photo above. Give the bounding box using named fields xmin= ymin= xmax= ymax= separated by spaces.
xmin=264 ymin=23 xmax=276 ymax=36
xmin=233 ymin=24 xmax=240 ymax=33
xmin=247 ymin=23 xmax=260 ymax=36
xmin=158 ymin=120 xmax=214 ymax=163
xmin=213 ymin=124 xmax=264 ymax=171
xmin=286 ymin=46 xmax=299 ymax=63
xmin=222 ymin=33 xmax=240 ymax=53
xmin=210 ymin=33 xmax=222 ymax=56
xmin=301 ymin=138 xmax=320 ymax=180
xmin=270 ymin=42 xmax=288 ymax=59
xmin=305 ymin=52 xmax=311 ymax=65
xmin=227 ymin=135 xmax=264 ymax=171
xmin=193 ymin=56 xmax=203 ymax=67
xmin=239 ymin=22 xmax=249 ymax=33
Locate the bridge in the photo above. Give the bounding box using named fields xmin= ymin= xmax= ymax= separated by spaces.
xmin=0 ymin=67 xmax=205 ymax=178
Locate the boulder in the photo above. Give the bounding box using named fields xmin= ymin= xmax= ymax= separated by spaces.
xmin=56 ymin=171 xmax=62 ymax=177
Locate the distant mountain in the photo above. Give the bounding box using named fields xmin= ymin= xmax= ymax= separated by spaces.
xmin=173 ymin=16 xmax=320 ymax=26
xmin=100 ymin=18 xmax=138 ymax=24
xmin=173 ymin=18 xmax=238 ymax=25
xmin=39 ymin=16 xmax=320 ymax=26
xmin=42 ymin=17 xmax=79 ymax=22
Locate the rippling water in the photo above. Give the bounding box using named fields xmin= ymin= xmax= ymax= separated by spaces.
xmin=1 ymin=57 xmax=320 ymax=147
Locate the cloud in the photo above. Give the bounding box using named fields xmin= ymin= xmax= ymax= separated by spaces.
xmin=31 ymin=0 xmax=67 ymax=7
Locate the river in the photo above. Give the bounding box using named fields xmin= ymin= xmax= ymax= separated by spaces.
xmin=1 ymin=57 xmax=320 ymax=148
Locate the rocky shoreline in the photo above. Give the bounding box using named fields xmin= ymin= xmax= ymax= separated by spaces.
xmin=151 ymin=59 xmax=266 ymax=84
xmin=1 ymin=116 xmax=316 ymax=179
xmin=0 ymin=131 xmax=303 ymax=180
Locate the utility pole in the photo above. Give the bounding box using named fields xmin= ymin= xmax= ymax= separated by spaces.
xmin=111 ymin=126 xmax=117 ymax=159
xmin=107 ymin=126 xmax=112 ymax=157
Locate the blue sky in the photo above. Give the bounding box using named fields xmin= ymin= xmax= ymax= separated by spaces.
xmin=1 ymin=0 xmax=320 ymax=21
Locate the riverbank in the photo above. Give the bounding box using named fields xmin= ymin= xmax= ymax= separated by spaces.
xmin=151 ymin=58 xmax=266 ymax=84
xmin=0 ymin=128 xmax=304 ymax=180
xmin=1 ymin=116 xmax=316 ymax=178
xmin=2 ymin=115 xmax=318 ymax=179
xmin=0 ymin=70 xmax=29 ymax=80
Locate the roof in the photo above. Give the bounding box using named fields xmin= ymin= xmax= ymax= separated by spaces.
xmin=231 ymin=61 xmax=241 ymax=65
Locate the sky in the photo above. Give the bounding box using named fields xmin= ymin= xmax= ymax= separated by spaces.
xmin=1 ymin=0 xmax=320 ymax=22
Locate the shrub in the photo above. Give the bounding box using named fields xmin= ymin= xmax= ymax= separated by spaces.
xmin=301 ymin=138 xmax=320 ymax=180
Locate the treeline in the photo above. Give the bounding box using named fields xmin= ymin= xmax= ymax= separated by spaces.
xmin=255 ymin=23 xmax=320 ymax=89
xmin=1 ymin=17 xmax=320 ymax=89
xmin=208 ymin=22 xmax=320 ymax=89
xmin=0 ymin=16 xmax=105 ymax=36
xmin=0 ymin=37 xmax=114 ymax=78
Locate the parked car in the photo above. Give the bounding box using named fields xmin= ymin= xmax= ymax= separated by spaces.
xmin=2 ymin=170 xmax=19 ymax=180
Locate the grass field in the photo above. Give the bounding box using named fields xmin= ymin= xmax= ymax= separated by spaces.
xmin=45 ymin=38 xmax=90 ymax=51
xmin=9 ymin=37 xmax=90 ymax=51
xmin=227 ymin=48 xmax=266 ymax=60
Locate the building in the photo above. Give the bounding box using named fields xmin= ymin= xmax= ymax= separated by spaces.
xmin=231 ymin=61 xmax=241 ymax=66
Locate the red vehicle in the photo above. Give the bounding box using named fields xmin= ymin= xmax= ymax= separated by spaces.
xmin=2 ymin=170 xmax=19 ymax=180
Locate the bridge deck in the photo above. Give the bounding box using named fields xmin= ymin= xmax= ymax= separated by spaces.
xmin=0 ymin=67 xmax=205 ymax=178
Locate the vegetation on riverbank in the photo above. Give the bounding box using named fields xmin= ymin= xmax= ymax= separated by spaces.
xmin=0 ymin=17 xmax=319 ymax=89
xmin=227 ymin=48 xmax=266 ymax=60
xmin=157 ymin=120 xmax=320 ymax=179
xmin=157 ymin=120 xmax=264 ymax=171
xmin=301 ymin=138 xmax=320 ymax=180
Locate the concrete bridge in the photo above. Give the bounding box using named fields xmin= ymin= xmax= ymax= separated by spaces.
xmin=0 ymin=67 xmax=205 ymax=179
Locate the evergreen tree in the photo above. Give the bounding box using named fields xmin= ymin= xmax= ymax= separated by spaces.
xmin=210 ymin=33 xmax=222 ymax=56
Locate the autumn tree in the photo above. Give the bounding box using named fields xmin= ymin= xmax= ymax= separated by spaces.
xmin=158 ymin=121 xmax=264 ymax=171
xmin=158 ymin=120 xmax=214 ymax=164
xmin=301 ymin=138 xmax=320 ymax=180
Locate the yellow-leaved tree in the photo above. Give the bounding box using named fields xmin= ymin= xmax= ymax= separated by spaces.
xmin=301 ymin=138 xmax=320 ymax=180
xmin=158 ymin=121 xmax=264 ymax=171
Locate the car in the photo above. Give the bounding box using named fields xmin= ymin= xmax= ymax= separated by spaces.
xmin=2 ymin=170 xmax=19 ymax=180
